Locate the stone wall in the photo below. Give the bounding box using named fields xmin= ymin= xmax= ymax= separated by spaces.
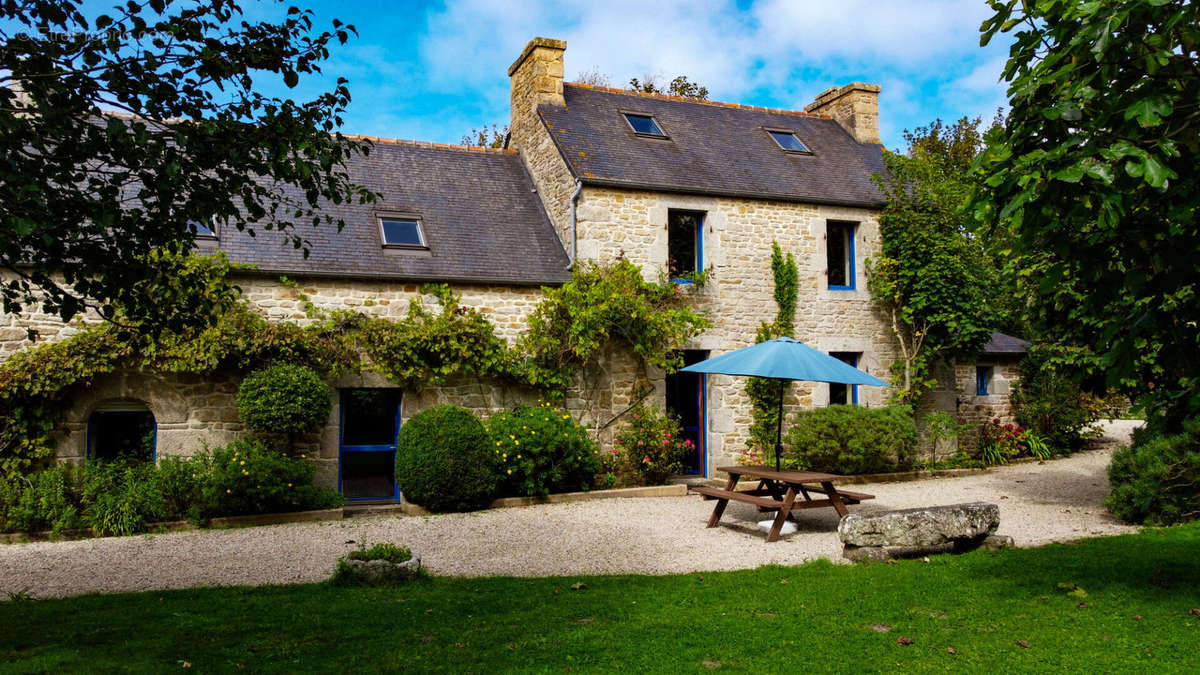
xmin=572 ymin=186 xmax=899 ymax=470
xmin=955 ymin=358 xmax=1022 ymax=452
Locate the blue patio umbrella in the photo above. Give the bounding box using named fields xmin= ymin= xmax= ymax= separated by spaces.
xmin=680 ymin=337 xmax=888 ymax=471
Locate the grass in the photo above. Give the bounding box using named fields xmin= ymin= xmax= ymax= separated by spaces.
xmin=1 ymin=525 xmax=1198 ymax=673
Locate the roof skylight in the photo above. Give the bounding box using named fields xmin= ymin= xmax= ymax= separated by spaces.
xmin=767 ymin=130 xmax=810 ymax=153
xmin=623 ymin=113 xmax=666 ymax=137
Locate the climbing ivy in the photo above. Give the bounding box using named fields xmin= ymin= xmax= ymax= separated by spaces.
xmin=518 ymin=258 xmax=710 ymax=396
xmin=0 ymin=252 xmax=708 ymax=475
xmin=745 ymin=242 xmax=798 ymax=461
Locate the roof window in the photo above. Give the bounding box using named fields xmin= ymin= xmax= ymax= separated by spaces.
xmin=189 ymin=220 xmax=217 ymax=239
xmin=767 ymin=129 xmax=810 ymax=153
xmin=379 ymin=217 xmax=426 ymax=248
xmin=623 ymin=113 xmax=666 ymax=137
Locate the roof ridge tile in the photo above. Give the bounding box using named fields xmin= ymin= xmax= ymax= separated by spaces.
xmin=564 ymin=82 xmax=828 ymax=118
xmin=340 ymin=134 xmax=518 ymax=154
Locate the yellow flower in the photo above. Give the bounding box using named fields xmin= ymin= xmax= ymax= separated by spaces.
xmin=514 ymin=440 xmax=519 ymax=445
xmin=239 ymin=460 xmax=245 ymax=465
xmin=530 ymin=430 xmax=536 ymax=435
xmin=300 ymin=454 xmax=306 ymax=459
xmin=506 ymin=469 xmax=512 ymax=475
xmin=287 ymin=483 xmax=292 ymax=487
xmin=517 ymin=455 xmax=522 ymax=459
xmin=226 ymin=489 xmax=231 ymax=493
xmin=496 ymin=441 xmax=502 ymax=446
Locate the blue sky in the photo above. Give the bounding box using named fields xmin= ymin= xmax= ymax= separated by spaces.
xmin=77 ymin=0 xmax=1014 ymax=151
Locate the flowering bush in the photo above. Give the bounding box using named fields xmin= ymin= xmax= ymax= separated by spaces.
xmin=611 ymin=405 xmax=693 ymax=486
xmin=977 ymin=419 xmax=1028 ymax=465
xmin=200 ymin=439 xmax=343 ymax=518
xmin=488 ymin=403 xmax=600 ymax=497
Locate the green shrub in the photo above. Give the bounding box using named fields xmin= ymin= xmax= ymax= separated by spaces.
xmin=155 ymin=454 xmax=209 ymax=523
xmin=81 ymin=461 xmax=168 ymax=536
xmin=1012 ymin=354 xmax=1104 ymax=452
xmin=488 ymin=403 xmax=600 ymax=497
xmin=394 ymin=405 xmax=497 ymax=512
xmin=199 ymin=439 xmax=343 ymax=518
xmin=1107 ymin=423 xmax=1200 ymax=525
xmin=611 ymin=405 xmax=693 ymax=486
xmin=346 ymin=542 xmax=412 ymax=563
xmin=0 ymin=466 xmax=83 ymax=535
xmin=236 ymin=364 xmax=332 ymax=437
xmin=783 ymin=405 xmax=917 ymax=475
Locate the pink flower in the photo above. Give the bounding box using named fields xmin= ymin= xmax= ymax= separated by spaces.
xmin=643 ymin=456 xmax=651 ymax=463
xmin=663 ymin=439 xmax=669 ymax=445
xmin=632 ymin=414 xmax=638 ymax=419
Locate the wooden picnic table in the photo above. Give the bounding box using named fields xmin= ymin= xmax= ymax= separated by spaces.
xmin=692 ymin=465 xmax=875 ymax=542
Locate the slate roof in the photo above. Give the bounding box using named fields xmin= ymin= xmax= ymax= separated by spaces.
xmin=537 ymin=84 xmax=886 ymax=207
xmin=981 ymin=332 xmax=1031 ymax=355
xmin=215 ymin=140 xmax=571 ymax=285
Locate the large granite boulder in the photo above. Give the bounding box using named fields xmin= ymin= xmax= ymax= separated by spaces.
xmin=839 ymin=502 xmax=1003 ymax=561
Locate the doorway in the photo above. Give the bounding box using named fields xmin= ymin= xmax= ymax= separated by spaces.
xmin=339 ymin=388 xmax=403 ymax=501
xmin=665 ymin=350 xmax=708 ymax=475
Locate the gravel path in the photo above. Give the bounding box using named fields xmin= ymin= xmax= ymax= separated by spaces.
xmin=1 ymin=425 xmax=1139 ymax=599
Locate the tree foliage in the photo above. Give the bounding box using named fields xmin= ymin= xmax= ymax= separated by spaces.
xmin=975 ymin=0 xmax=1200 ymax=430
xmin=870 ymin=117 xmax=996 ymax=402
xmin=0 ymin=0 xmax=375 ymax=326
xmin=627 ymin=75 xmax=709 ymax=99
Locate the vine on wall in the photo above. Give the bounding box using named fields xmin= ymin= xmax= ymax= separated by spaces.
xmin=0 ymin=252 xmax=708 ymax=476
xmin=744 ymin=242 xmax=799 ymax=462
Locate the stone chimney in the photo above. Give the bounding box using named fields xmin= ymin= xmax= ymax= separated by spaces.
xmin=509 ymin=37 xmax=566 ymax=116
xmin=805 ymin=82 xmax=882 ymax=144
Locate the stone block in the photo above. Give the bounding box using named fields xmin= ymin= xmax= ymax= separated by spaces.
xmin=839 ymin=502 xmax=999 ymax=548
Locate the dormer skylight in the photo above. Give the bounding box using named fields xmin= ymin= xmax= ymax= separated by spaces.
xmin=623 ymin=113 xmax=666 ymax=137
xmin=767 ymin=129 xmax=810 ymax=153
xmin=379 ymin=217 xmax=426 ymax=248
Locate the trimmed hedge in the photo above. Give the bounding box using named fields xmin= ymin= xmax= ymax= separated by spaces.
xmin=783 ymin=405 xmax=917 ymax=475
xmin=236 ymin=364 xmax=332 ymax=436
xmin=395 ymin=405 xmax=497 ymax=512
xmin=1107 ymin=423 xmax=1200 ymax=525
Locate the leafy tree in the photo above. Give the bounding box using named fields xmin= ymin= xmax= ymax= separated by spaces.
xmin=0 ymin=0 xmax=375 ymax=326
xmin=870 ymin=117 xmax=996 ymax=402
xmin=975 ymin=0 xmax=1200 ymax=431
xmin=627 ymin=75 xmax=709 ymax=100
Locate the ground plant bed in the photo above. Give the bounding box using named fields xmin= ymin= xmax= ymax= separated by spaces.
xmin=0 ymin=525 xmax=1196 ymax=671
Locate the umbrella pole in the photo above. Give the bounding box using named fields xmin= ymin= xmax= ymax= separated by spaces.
xmin=774 ymin=381 xmax=786 ymax=472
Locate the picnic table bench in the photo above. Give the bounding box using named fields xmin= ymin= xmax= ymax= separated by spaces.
xmin=693 ymin=465 xmax=874 ymax=542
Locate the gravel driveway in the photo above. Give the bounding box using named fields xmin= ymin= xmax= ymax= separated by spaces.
xmin=1 ymin=427 xmax=1138 ymax=599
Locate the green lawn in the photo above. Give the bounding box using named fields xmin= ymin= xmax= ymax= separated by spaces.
xmin=2 ymin=525 xmax=1198 ymax=673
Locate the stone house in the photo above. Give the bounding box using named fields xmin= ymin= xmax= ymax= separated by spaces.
xmin=1 ymin=37 xmax=1019 ymax=498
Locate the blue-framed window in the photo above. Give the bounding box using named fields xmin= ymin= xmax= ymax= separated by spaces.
xmin=976 ymin=366 xmax=994 ymax=396
xmin=829 ymin=352 xmax=861 ymax=405
xmin=668 ymin=210 xmax=703 ymax=281
xmin=339 ymin=389 xmax=403 ymax=501
xmin=87 ymin=406 xmax=156 ymax=463
xmin=827 ymin=221 xmax=857 ymax=290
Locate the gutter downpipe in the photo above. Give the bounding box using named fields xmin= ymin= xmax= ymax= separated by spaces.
xmin=568 ymin=178 xmax=583 ymax=268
